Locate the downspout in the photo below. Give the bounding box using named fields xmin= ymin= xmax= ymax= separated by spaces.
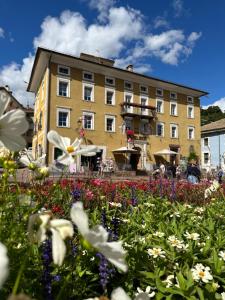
xmin=44 ymin=53 xmax=52 ymax=166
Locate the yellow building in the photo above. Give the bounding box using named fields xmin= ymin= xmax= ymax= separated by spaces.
xmin=27 ymin=47 xmax=208 ymax=171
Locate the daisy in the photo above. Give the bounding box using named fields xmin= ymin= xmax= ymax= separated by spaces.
xmin=71 ymin=202 xmax=128 ymax=272
xmin=184 ymin=231 xmax=200 ymax=241
xmin=28 ymin=212 xmax=74 ymax=266
xmin=162 ymin=275 xmax=175 ymax=288
xmin=221 ymin=292 xmax=225 ymax=300
xmin=153 ymin=231 xmax=165 ymax=237
xmin=147 ymin=247 xmax=166 ymax=259
xmin=0 ymin=92 xmax=29 ymax=151
xmin=136 ymin=286 xmax=155 ymax=298
xmin=20 ymin=149 xmax=46 ymax=169
xmin=168 ymin=235 xmax=185 ymax=249
xmin=47 ymin=130 xmax=97 ymax=165
xmin=0 ymin=242 xmax=9 ymax=289
xmin=191 ymin=263 xmax=213 ymax=283
xmin=219 ymin=251 xmax=225 ymax=261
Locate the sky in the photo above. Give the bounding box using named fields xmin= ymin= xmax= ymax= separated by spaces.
xmin=0 ymin=0 xmax=224 ymax=109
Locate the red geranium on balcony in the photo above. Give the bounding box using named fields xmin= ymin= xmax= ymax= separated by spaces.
xmin=126 ymin=129 xmax=134 ymax=136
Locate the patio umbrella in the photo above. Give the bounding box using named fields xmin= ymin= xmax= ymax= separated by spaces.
xmin=112 ymin=147 xmax=138 ymax=153
xmin=154 ymin=149 xmax=178 ymax=155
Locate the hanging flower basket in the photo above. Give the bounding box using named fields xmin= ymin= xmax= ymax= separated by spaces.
xmin=126 ymin=129 xmax=134 ymax=136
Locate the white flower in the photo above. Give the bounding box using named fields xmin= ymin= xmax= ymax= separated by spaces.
xmin=221 ymin=292 xmax=225 ymax=300
xmin=47 ymin=130 xmax=97 ymax=165
xmin=0 ymin=147 xmax=10 ymax=159
xmin=191 ymin=263 xmax=213 ymax=283
xmin=184 ymin=231 xmax=200 ymax=241
xmin=153 ymin=231 xmax=165 ymax=237
xmin=205 ymin=180 xmax=220 ymax=198
xmin=168 ymin=235 xmax=185 ymax=250
xmin=170 ymin=212 xmax=180 ymax=218
xmin=219 ymin=251 xmax=225 ymax=261
xmin=109 ymin=202 xmax=122 ymax=208
xmin=194 ymin=207 xmax=205 ymax=214
xmin=183 ymin=204 xmax=192 ymax=209
xmin=29 ymin=212 xmax=74 ymax=266
xmin=20 ymin=150 xmax=46 ymax=168
xmin=0 ymin=93 xmax=29 ymax=151
xmin=138 ymin=237 xmax=146 ymax=243
xmin=38 ymin=166 xmax=49 ymax=176
xmin=0 ymin=242 xmax=9 ymax=289
xmin=136 ymin=286 xmax=155 ymax=298
xmin=162 ymin=274 xmax=175 ymax=288
xmin=147 ymin=247 xmax=166 ymax=259
xmin=70 ymin=202 xmax=128 ymax=272
xmin=212 ymin=282 xmax=220 ymax=290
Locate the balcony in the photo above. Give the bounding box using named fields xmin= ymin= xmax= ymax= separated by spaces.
xmin=120 ymin=102 xmax=156 ymax=119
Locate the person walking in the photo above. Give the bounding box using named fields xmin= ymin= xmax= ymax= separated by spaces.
xmin=186 ymin=162 xmax=201 ymax=184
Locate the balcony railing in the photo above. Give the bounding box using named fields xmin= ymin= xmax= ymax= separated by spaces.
xmin=120 ymin=102 xmax=156 ymax=118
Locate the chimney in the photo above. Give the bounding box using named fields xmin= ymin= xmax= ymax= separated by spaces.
xmin=126 ymin=64 xmax=133 ymax=72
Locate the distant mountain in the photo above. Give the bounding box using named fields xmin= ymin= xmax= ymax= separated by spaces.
xmin=201 ymin=105 xmax=225 ymax=126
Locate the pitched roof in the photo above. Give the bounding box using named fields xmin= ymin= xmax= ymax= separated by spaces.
xmin=201 ymin=118 xmax=225 ymax=133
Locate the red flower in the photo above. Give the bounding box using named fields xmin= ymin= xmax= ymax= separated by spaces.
xmin=126 ymin=129 xmax=134 ymax=136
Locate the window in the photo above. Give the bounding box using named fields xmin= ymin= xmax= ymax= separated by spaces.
xmin=204 ymin=153 xmax=209 ymax=164
xmin=170 ymin=102 xmax=177 ymax=116
xmin=187 ymin=96 xmax=194 ymax=103
xmin=54 ymin=147 xmax=63 ymax=160
xmin=105 ymin=76 xmax=115 ymax=86
xmin=105 ymin=89 xmax=115 ymax=105
xmin=38 ymin=112 xmax=43 ymax=130
xmin=105 ymin=115 xmax=116 ymax=132
xmin=124 ymin=81 xmax=133 ymax=90
xmin=83 ymin=84 xmax=94 ymax=101
xmin=170 ymin=124 xmax=178 ymax=138
xmin=156 ymin=122 xmax=164 ymax=137
xmin=140 ymin=96 xmax=148 ymax=115
xmin=57 ymin=78 xmax=70 ymax=97
xmin=124 ymin=93 xmax=133 ymax=113
xmin=140 ymin=119 xmax=151 ymax=135
xmin=170 ymin=92 xmax=177 ymax=99
xmin=204 ymin=138 xmax=209 ymax=147
xmin=83 ymin=71 xmax=94 ymax=81
xmin=188 ymin=127 xmax=195 ymax=139
xmin=187 ymin=105 xmax=194 ymax=118
xmin=83 ymin=112 xmax=94 ymax=130
xmin=58 ymin=65 xmax=70 ymax=76
xmin=140 ymin=85 xmax=148 ymax=94
xmin=156 ymin=99 xmax=164 ymax=113
xmin=57 ymin=108 xmax=70 ymax=127
xmin=156 ymin=88 xmax=163 ymax=97
xmin=124 ymin=117 xmax=133 ymax=131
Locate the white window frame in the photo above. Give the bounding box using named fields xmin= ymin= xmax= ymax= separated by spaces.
xmin=57 ymin=78 xmax=70 ymax=98
xmin=170 ymin=124 xmax=178 ymax=138
xmin=187 ymin=105 xmax=194 ymax=119
xmin=204 ymin=137 xmax=209 ymax=147
xmin=105 ymin=88 xmax=115 ymax=105
xmin=140 ymin=85 xmax=148 ymax=94
xmin=140 ymin=95 xmax=148 ymax=115
xmin=124 ymin=92 xmax=133 ymax=113
xmin=188 ymin=126 xmax=195 ymax=140
xmin=82 ymin=112 xmax=94 ymax=130
xmin=105 ymin=76 xmax=115 ymax=86
xmin=170 ymin=101 xmax=178 ymax=116
xmin=57 ymin=108 xmax=70 ymax=128
xmin=156 ymin=98 xmax=164 ymax=114
xmin=83 ymin=83 xmax=94 ymax=102
xmin=156 ymin=122 xmax=164 ymax=137
xmin=57 ymin=65 xmax=70 ymax=76
xmin=156 ymin=88 xmax=163 ymax=97
xmin=124 ymin=81 xmax=133 ymax=91
xmin=83 ymin=71 xmax=94 ymax=82
xmin=170 ymin=92 xmax=177 ymax=100
xmin=187 ymin=96 xmax=194 ymax=104
xmin=105 ymin=115 xmax=116 ymax=132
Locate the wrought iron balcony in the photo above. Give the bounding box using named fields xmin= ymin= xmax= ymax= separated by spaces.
xmin=120 ymin=102 xmax=156 ymax=119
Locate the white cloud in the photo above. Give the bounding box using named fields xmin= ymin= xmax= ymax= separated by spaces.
xmin=0 ymin=27 xmax=4 ymax=38
xmin=88 ymin=0 xmax=115 ymax=22
xmin=153 ymin=16 xmax=170 ymax=29
xmin=172 ymin=0 xmax=184 ymax=17
xmin=0 ymin=4 xmax=202 ymax=105
xmin=203 ymin=98 xmax=225 ymax=112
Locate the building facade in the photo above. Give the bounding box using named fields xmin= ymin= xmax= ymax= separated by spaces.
xmin=27 ymin=48 xmax=207 ymax=171
xmin=201 ymin=119 xmax=225 ymax=171
xmin=0 ymin=86 xmax=34 ymax=148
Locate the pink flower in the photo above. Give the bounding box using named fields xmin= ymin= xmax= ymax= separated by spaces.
xmin=86 ymin=189 xmax=94 ymax=200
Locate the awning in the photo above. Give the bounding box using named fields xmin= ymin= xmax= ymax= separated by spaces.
xmin=112 ymin=147 xmax=138 ymax=153
xmin=154 ymin=149 xmax=178 ymax=155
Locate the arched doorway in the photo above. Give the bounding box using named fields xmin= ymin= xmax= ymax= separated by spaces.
xmin=129 ymin=147 xmax=141 ymax=170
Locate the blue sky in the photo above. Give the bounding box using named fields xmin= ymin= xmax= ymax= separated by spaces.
xmin=0 ymin=0 xmax=224 ymax=108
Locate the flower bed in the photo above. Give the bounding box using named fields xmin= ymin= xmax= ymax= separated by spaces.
xmin=1 ymin=178 xmax=225 ymax=299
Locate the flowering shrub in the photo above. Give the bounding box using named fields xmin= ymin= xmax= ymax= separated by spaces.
xmin=0 ymin=174 xmax=225 ymax=299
